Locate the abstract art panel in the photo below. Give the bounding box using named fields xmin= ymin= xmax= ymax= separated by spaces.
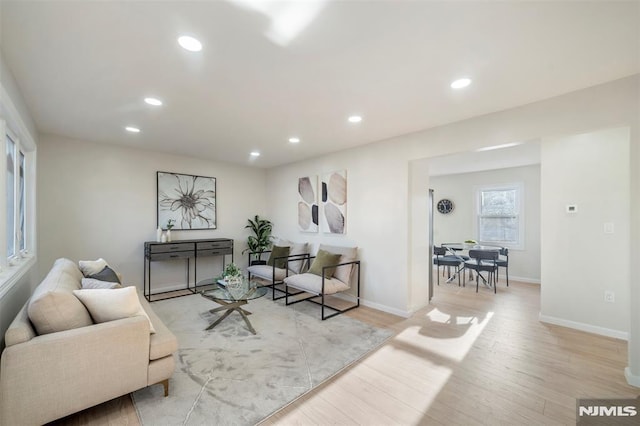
xmin=321 ymin=170 xmax=347 ymax=234
xmin=157 ymin=171 xmax=216 ymax=230
xmin=298 ymin=176 xmax=319 ymax=232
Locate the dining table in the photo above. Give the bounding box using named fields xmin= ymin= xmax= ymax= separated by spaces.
xmin=440 ymin=243 xmax=501 ymax=285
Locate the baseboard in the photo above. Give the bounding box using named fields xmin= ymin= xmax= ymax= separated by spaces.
xmin=329 ymin=292 xmax=411 ymax=318
xmin=359 ymin=299 xmax=411 ymax=318
xmin=509 ymin=275 xmax=540 ymax=284
xmin=625 ymin=367 xmax=640 ymax=388
xmin=539 ymin=313 xmax=628 ymax=340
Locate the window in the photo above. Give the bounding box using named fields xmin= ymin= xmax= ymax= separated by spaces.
xmin=476 ymin=183 xmax=524 ymax=249
xmin=0 ymin=87 xmax=37 ymax=297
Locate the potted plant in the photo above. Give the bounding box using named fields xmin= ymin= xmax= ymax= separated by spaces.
xmin=243 ymin=215 xmax=273 ymax=265
xmin=222 ymin=262 xmax=243 ymax=289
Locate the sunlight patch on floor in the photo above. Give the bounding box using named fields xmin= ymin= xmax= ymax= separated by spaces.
xmin=394 ymin=308 xmax=495 ymax=362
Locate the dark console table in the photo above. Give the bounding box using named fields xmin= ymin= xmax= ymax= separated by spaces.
xmin=143 ymin=238 xmax=234 ymax=302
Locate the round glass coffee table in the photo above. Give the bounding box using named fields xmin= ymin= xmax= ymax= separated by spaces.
xmin=199 ymin=278 xmax=268 ymax=334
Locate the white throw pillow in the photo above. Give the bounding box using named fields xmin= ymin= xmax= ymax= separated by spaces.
xmin=78 ymin=258 xmax=108 ymax=276
xmin=73 ymin=286 xmax=156 ymax=333
xmin=81 ymin=277 xmax=122 ymax=289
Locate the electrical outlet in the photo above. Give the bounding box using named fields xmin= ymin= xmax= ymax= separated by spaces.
xmin=604 ymin=291 xmax=615 ymax=303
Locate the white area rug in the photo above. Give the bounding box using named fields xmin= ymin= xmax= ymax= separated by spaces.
xmin=132 ymin=292 xmax=392 ymax=425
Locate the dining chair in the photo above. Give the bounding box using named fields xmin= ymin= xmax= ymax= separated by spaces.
xmin=464 ymin=249 xmax=499 ymax=293
xmin=496 ymin=247 xmax=509 ymax=287
xmin=433 ymin=246 xmax=463 ymax=286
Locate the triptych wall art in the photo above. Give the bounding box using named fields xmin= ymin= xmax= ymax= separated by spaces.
xmin=297 ymin=170 xmax=347 ymax=234
xmin=157 ymin=171 xmax=217 ymax=230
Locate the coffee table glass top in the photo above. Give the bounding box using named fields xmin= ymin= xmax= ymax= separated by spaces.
xmin=199 ymin=278 xmax=268 ymax=302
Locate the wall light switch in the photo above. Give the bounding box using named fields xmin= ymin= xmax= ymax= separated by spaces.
xmin=604 ymin=222 xmax=615 ymax=234
xmin=566 ymin=204 xmax=578 ymax=214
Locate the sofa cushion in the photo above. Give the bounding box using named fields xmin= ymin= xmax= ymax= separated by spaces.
xmin=78 ymin=258 xmax=108 ymax=276
xmin=28 ymin=258 xmax=93 ymax=335
xmin=284 ymin=273 xmax=349 ymax=295
xmin=139 ymin=295 xmax=179 ymax=361
xmin=73 ymin=287 xmax=156 ymax=333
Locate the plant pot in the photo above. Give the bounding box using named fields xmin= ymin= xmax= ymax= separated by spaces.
xmin=251 ymin=260 xmax=267 ymax=266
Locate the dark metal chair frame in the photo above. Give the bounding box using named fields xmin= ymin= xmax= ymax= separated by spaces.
xmin=464 ymin=249 xmax=499 ymax=293
xmin=433 ymin=246 xmax=463 ymax=286
xmin=247 ymin=251 xmax=310 ymax=300
xmin=284 ymin=256 xmax=361 ymax=320
xmin=496 ymin=247 xmax=509 ymax=287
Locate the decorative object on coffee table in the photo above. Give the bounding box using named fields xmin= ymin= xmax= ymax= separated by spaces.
xmin=157 ymin=171 xmax=216 ymax=230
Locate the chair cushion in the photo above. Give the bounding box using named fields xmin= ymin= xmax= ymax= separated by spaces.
xmin=288 ymin=242 xmax=308 ymax=274
xmin=318 ymin=244 xmax=357 ymax=284
xmin=248 ymin=264 xmax=290 ymax=282
xmin=464 ymin=259 xmax=497 ymax=272
xmin=284 ymin=273 xmax=349 ymax=296
xmin=28 ymin=258 xmax=94 ymax=335
xmin=433 ymin=255 xmax=462 ymax=266
xmin=308 ymin=249 xmax=342 ymax=278
xmin=267 ymin=245 xmax=290 ymax=269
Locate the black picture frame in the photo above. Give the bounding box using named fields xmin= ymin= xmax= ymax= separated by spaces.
xmin=157 ymin=171 xmax=217 ymax=230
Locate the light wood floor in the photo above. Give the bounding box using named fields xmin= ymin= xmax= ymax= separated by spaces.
xmin=51 ymin=280 xmax=639 ymax=425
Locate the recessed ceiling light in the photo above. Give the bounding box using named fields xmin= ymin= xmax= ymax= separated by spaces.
xmin=178 ymin=35 xmax=202 ymax=52
xmin=289 ymin=137 xmax=300 ymax=143
xmin=451 ymin=78 xmax=472 ymax=89
xmin=348 ymin=115 xmax=362 ymax=123
xmin=125 ymin=126 xmax=140 ymax=133
xmin=250 ymin=151 xmax=260 ymax=157
xmin=144 ymin=97 xmax=163 ymax=106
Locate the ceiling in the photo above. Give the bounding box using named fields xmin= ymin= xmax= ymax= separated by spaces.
xmin=1 ymin=1 xmax=638 ymax=168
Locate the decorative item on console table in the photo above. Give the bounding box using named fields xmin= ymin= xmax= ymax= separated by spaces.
xmin=242 ymin=215 xmax=273 ymax=265
xmin=165 ymin=219 xmax=175 ymax=242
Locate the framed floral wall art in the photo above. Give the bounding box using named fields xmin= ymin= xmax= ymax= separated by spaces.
xmin=157 ymin=171 xmax=216 ymax=230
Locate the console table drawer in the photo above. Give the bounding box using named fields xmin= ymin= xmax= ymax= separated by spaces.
xmin=149 ymin=250 xmax=195 ymax=261
xmin=149 ymin=243 xmax=195 ymax=253
xmin=197 ymin=248 xmax=232 ymax=257
xmin=197 ymin=241 xmax=233 ymax=250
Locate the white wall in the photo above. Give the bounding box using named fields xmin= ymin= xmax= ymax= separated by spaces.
xmin=540 ymin=127 xmax=630 ymax=337
xmin=266 ymin=142 xmax=411 ymax=317
xmin=37 ymin=135 xmax=267 ymax=293
xmin=430 ymin=165 xmax=541 ymax=282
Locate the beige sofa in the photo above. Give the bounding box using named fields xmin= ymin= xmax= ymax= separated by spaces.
xmin=0 ymin=258 xmax=178 ymax=426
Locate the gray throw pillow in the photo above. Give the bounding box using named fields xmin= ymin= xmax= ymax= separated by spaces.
xmin=88 ymin=266 xmax=121 ymax=283
xmin=81 ymin=277 xmax=122 ymax=289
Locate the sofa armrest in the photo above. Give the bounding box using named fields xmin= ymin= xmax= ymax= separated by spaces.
xmin=1 ymin=316 xmax=151 ymax=426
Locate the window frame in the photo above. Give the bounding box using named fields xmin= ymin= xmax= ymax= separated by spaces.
xmin=474 ymin=182 xmax=525 ymax=250
xmin=0 ymin=84 xmax=37 ymax=299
